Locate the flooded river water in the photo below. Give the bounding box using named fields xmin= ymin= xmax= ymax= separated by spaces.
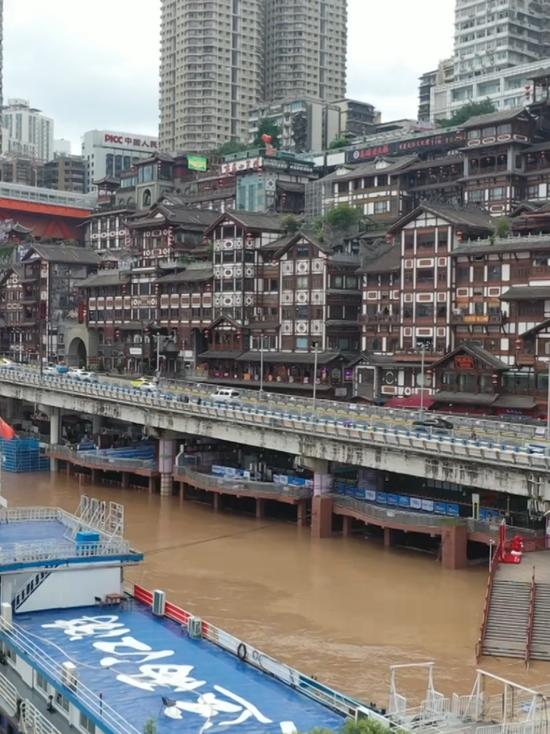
xmin=5 ymin=472 xmax=550 ymax=707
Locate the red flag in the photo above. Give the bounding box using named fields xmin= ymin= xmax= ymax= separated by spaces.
xmin=0 ymin=418 xmax=15 ymax=440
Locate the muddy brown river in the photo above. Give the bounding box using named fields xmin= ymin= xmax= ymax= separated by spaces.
xmin=4 ymin=472 xmax=550 ymax=707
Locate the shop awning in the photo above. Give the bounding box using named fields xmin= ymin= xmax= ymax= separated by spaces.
xmin=236 ymin=351 xmax=342 ymax=365
xmin=196 ymin=350 xmax=243 ymax=360
xmin=434 ymin=391 xmax=498 ymax=406
xmin=493 ymin=395 xmax=537 ymax=409
xmin=385 ymin=394 xmax=435 ymax=409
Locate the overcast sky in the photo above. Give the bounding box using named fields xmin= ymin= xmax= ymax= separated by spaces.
xmin=4 ymin=0 xmax=455 ymax=151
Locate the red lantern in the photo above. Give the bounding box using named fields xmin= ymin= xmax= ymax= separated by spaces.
xmin=261 ymin=134 xmax=272 ymax=144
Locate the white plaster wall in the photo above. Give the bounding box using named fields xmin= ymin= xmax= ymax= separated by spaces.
xmin=17 ymin=566 xmax=121 ymax=613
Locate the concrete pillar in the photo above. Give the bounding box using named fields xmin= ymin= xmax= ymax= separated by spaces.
xmin=4 ymin=398 xmax=16 ymax=422
xmin=441 ymin=525 xmax=468 ymax=570
xmin=256 ymin=497 xmax=266 ymax=519
xmin=311 ymin=496 xmax=333 ymax=538
xmin=299 ymin=457 xmax=332 ymax=496
xmin=158 ymin=437 xmax=176 ymax=497
xmin=91 ymin=414 xmax=103 ymax=436
xmin=296 ymin=500 xmax=308 ymax=527
xmin=49 ymin=407 xmax=61 ymax=472
xmin=121 ymin=472 xmax=129 ymax=489
xmin=148 ymin=475 xmax=157 ymax=493
xmin=160 ymin=474 xmax=173 ymax=497
xmin=65 ymin=462 xmax=73 ymax=476
xmin=342 ymin=515 xmax=353 ymax=537
xmin=213 ymin=493 xmax=221 ymax=512
xmin=91 ymin=468 xmax=99 ymax=485
xmin=383 ymin=527 xmax=395 ymax=547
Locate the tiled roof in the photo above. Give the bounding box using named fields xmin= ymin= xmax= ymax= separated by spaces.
xmin=359 ymin=244 xmax=401 ymax=273
xmin=78 ymin=272 xmax=130 ymax=288
xmin=500 ymin=285 xmax=550 ymax=300
xmin=24 ymin=244 xmax=101 ymax=265
xmin=156 ymin=267 xmax=212 ymax=283
xmin=460 ymin=108 xmax=528 ymax=129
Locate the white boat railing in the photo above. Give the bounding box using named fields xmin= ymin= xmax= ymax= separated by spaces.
xmin=0 ymin=618 xmax=141 ymax=734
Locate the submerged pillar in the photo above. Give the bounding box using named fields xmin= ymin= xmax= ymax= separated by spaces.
xmin=311 ymin=496 xmax=333 ymax=538
xmin=158 ymin=437 xmax=176 ymax=497
xmin=441 ymin=524 xmax=468 ymax=570
xmin=256 ymin=497 xmax=266 ymax=519
xmin=49 ymin=407 xmax=61 ymax=472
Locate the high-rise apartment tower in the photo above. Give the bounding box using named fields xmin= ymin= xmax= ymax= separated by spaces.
xmin=159 ymin=0 xmax=265 ymax=153
xmin=264 ymin=0 xmax=347 ymax=103
xmin=454 ymin=0 xmax=550 ymax=81
xmin=159 ymin=0 xmax=348 ymax=152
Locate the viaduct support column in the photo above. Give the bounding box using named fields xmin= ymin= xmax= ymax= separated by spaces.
xmin=158 ymin=434 xmax=176 ymax=497
xmin=300 ymin=457 xmax=333 ymax=539
xmin=3 ymin=398 xmax=16 ymax=423
xmin=48 ymin=407 xmax=61 ymax=472
xmin=91 ymin=414 xmax=103 ymax=437
xmin=441 ymin=525 xmax=468 ymax=570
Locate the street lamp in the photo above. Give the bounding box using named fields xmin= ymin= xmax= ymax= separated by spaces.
xmin=546 ymin=361 xmax=550 ymax=441
xmin=156 ymin=333 xmax=161 ymax=377
xmin=419 ymin=342 xmax=426 ymax=419
xmin=259 ymin=331 xmax=265 ymax=398
xmin=312 ymin=340 xmax=319 ymax=409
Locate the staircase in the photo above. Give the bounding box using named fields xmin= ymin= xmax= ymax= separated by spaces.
xmin=531 ymin=582 xmax=550 ymax=660
xmin=482 ymin=579 xmax=531 ymax=658
xmin=13 ymin=570 xmax=52 ymax=611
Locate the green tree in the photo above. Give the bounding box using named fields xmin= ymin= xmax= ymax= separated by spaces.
xmin=324 ymin=204 xmax=362 ymax=231
xmin=254 ymin=119 xmax=281 ymax=150
xmin=342 ymin=718 xmax=392 ymax=734
xmin=438 ymin=98 xmax=496 ymax=128
xmin=282 ymin=214 xmax=301 ymax=233
xmin=215 ymin=140 xmax=250 ymax=156
xmin=143 ymin=719 xmax=157 ymax=734
xmin=494 ymin=217 xmax=511 ymax=238
xmin=328 ymin=137 xmax=349 ymax=150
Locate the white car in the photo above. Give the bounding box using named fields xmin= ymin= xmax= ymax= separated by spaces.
xmin=43 ymin=365 xmax=60 ymax=376
xmin=212 ymin=387 xmax=241 ymax=402
xmin=70 ymin=369 xmax=97 ymax=383
xmin=138 ymin=381 xmax=158 ymax=393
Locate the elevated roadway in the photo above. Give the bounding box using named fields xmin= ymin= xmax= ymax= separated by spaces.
xmin=0 ymin=366 xmax=549 ymax=500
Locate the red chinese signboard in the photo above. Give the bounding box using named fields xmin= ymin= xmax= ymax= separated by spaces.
xmin=455 ymin=355 xmax=475 ymax=370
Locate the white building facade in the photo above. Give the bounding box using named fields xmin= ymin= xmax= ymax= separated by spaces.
xmin=81 ymin=130 xmax=159 ymax=192
xmin=2 ymin=98 xmax=54 ymax=161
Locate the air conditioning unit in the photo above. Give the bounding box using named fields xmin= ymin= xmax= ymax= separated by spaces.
xmin=188 ymin=616 xmax=203 ymax=639
xmin=152 ymin=589 xmax=166 ymax=616
xmin=61 ymin=662 xmax=78 ymax=691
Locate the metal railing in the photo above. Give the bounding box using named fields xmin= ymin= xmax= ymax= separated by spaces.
xmin=2 ymin=369 xmax=550 ymax=473
xmin=50 ymin=445 xmax=157 ymax=472
xmin=333 ymin=495 xmax=462 ymax=529
xmin=0 ymin=617 xmax=140 ymax=734
xmin=526 ymin=567 xmax=537 ymax=666
xmin=174 ymin=465 xmax=312 ymax=499
xmin=0 ymin=538 xmax=132 ymax=565
xmin=476 ymin=540 xmax=502 ymax=661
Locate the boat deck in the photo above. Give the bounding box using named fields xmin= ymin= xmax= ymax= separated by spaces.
xmin=14 ymin=603 xmax=344 ymax=734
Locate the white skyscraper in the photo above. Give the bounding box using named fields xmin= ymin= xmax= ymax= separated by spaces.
xmin=454 ymin=0 xmax=550 ymax=81
xmin=2 ymin=99 xmax=54 ymax=161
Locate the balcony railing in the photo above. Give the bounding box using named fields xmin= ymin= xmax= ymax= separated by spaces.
xmin=451 ymin=313 xmax=506 ymax=325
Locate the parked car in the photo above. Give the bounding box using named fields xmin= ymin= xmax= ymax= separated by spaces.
xmin=43 ymin=364 xmax=61 ymax=376
xmin=0 ymin=358 xmax=15 ymax=369
xmin=212 ymin=387 xmax=241 ymax=402
xmin=413 ymin=417 xmax=454 ymax=431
